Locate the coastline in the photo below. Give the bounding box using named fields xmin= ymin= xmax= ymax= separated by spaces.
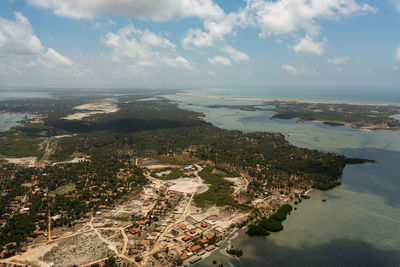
xmin=192 ymin=229 xmax=242 ymax=266
xmin=176 ymin=90 xmax=400 ymax=107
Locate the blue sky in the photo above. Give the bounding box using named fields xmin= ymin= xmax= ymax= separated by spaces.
xmin=0 ymin=0 xmax=399 ymax=90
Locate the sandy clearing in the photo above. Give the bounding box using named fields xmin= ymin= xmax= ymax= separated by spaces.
xmin=169 ymin=177 xmax=208 ymax=194
xmin=142 ymin=164 xmax=178 ymax=169
xmin=155 ymin=170 xmax=172 ymax=177
xmin=4 ymin=156 xmax=37 ymax=166
xmin=224 ymin=177 xmax=244 ymax=195
xmin=6 ymin=241 xmax=58 ymax=267
xmin=52 ymin=156 xmax=89 ymax=165
xmin=63 ymin=98 xmax=119 ymax=120
xmin=53 ymin=134 xmax=73 ymax=139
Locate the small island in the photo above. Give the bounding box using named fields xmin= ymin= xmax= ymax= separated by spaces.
xmin=209 ymin=100 xmax=400 ymax=131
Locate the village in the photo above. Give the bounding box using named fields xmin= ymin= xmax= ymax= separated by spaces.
xmin=0 ymin=160 xmax=250 ymax=267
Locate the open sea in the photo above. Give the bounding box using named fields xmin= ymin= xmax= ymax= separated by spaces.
xmin=163 ymin=88 xmax=400 ymax=267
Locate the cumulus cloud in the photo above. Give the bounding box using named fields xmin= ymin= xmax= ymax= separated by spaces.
xmin=292 ymin=35 xmax=327 ymax=55
xmin=181 ymin=10 xmax=248 ymax=49
xmin=102 ymin=24 xmax=193 ymax=71
xmin=207 ymin=56 xmax=232 ymax=66
xmin=223 ymin=46 xmax=250 ymax=62
xmin=26 ymin=0 xmax=224 ymax=21
xmin=247 ymin=0 xmax=376 ymax=38
xmin=0 ymin=12 xmax=85 ymax=77
xmin=0 ymin=12 xmax=44 ymax=55
xmin=27 ymin=0 xmax=375 ymax=65
xmin=328 ymin=56 xmax=350 ymax=64
xmin=396 ymin=46 xmax=400 ymax=62
xmin=281 ymin=64 xmax=315 ymax=75
xmin=141 ymin=30 xmax=175 ymax=49
xmin=181 ymin=0 xmax=375 ymax=61
xmin=44 ymin=48 xmax=73 ymax=66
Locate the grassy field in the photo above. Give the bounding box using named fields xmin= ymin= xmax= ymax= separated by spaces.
xmin=0 ymin=134 xmax=45 ymax=158
xmin=194 ymin=166 xmax=248 ymax=210
xmin=51 ymin=183 xmax=76 ymax=195
xmin=150 ymin=168 xmax=184 ymax=180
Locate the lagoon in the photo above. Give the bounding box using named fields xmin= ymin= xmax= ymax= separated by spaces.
xmin=165 ymin=91 xmax=400 ymax=267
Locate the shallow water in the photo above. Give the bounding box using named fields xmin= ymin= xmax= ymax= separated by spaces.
xmin=164 ymin=92 xmax=400 ymax=267
xmin=0 ymin=90 xmax=49 ymax=101
xmin=0 ymin=113 xmax=25 ymax=132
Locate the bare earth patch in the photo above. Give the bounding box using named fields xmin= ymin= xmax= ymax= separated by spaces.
xmin=169 ymin=177 xmax=208 ymax=194
xmin=4 ymin=156 xmax=37 ymax=167
xmin=38 ymin=232 xmax=114 ymax=266
xmin=63 ymin=99 xmax=119 ymax=120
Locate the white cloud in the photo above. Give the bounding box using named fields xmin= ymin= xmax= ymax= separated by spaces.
xmin=281 ymin=64 xmax=315 ymax=75
xmin=181 ymin=0 xmax=374 ymax=62
xmin=207 ymin=56 xmax=232 ymax=66
xmin=396 ymin=46 xmax=400 ymax=62
xmin=45 ymin=48 xmax=73 ymax=66
xmin=282 ymin=64 xmax=298 ymax=75
xmin=0 ymin=12 xmax=84 ymax=77
xmin=0 ymin=12 xmax=44 ymax=55
xmin=141 ymin=30 xmax=175 ymax=49
xmin=223 ymin=46 xmax=250 ymax=62
xmin=26 ymin=0 xmax=224 ymax=21
xmin=102 ymin=24 xmax=193 ymax=70
xmin=181 ymin=11 xmax=246 ymax=49
xmin=247 ymin=0 xmax=376 ymax=38
xmin=392 ymin=0 xmax=400 ymax=12
xmin=27 ymin=0 xmax=375 ymax=66
xmin=292 ymin=35 xmax=327 ymax=55
xmin=328 ymin=56 xmax=350 ymax=64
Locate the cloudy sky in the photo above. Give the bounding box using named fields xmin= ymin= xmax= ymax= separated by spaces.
xmin=0 ymin=0 xmax=399 ymax=89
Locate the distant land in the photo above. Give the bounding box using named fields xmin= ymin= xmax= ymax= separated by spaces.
xmin=209 ymin=100 xmax=400 ymax=131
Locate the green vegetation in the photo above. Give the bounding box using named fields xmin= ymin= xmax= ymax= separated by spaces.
xmin=226 ymin=247 xmax=243 ymax=257
xmin=51 ymin=183 xmax=76 ymax=195
xmin=316 ymin=181 xmax=341 ymax=191
xmin=270 ymin=204 xmax=293 ymax=222
xmin=246 ymin=224 xmax=270 ymax=237
xmin=247 ymin=204 xmax=293 ymax=237
xmin=150 ymin=168 xmax=183 ymax=180
xmin=194 ymin=166 xmax=247 ymax=209
xmin=0 ymin=91 xmax=373 ymax=257
xmin=0 ymin=133 xmax=45 ymax=158
xmin=323 ymin=121 xmax=345 ymax=126
xmin=208 ymin=101 xmax=400 ymax=130
xmin=258 ymin=218 xmax=283 ymax=232
xmin=266 ymin=100 xmax=400 ymax=130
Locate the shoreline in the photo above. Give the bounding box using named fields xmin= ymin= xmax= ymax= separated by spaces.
xmin=192 ymin=229 xmax=242 ymax=266
xmin=174 ymin=90 xmax=400 ymax=107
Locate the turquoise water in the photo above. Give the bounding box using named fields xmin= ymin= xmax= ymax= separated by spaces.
xmin=0 ymin=113 xmax=25 ymax=132
xmin=188 ymin=87 xmax=400 ymax=105
xmin=164 ymin=91 xmax=400 ymax=267
xmin=0 ymin=90 xmax=49 ymax=132
xmin=0 ymin=90 xmax=49 ymax=101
